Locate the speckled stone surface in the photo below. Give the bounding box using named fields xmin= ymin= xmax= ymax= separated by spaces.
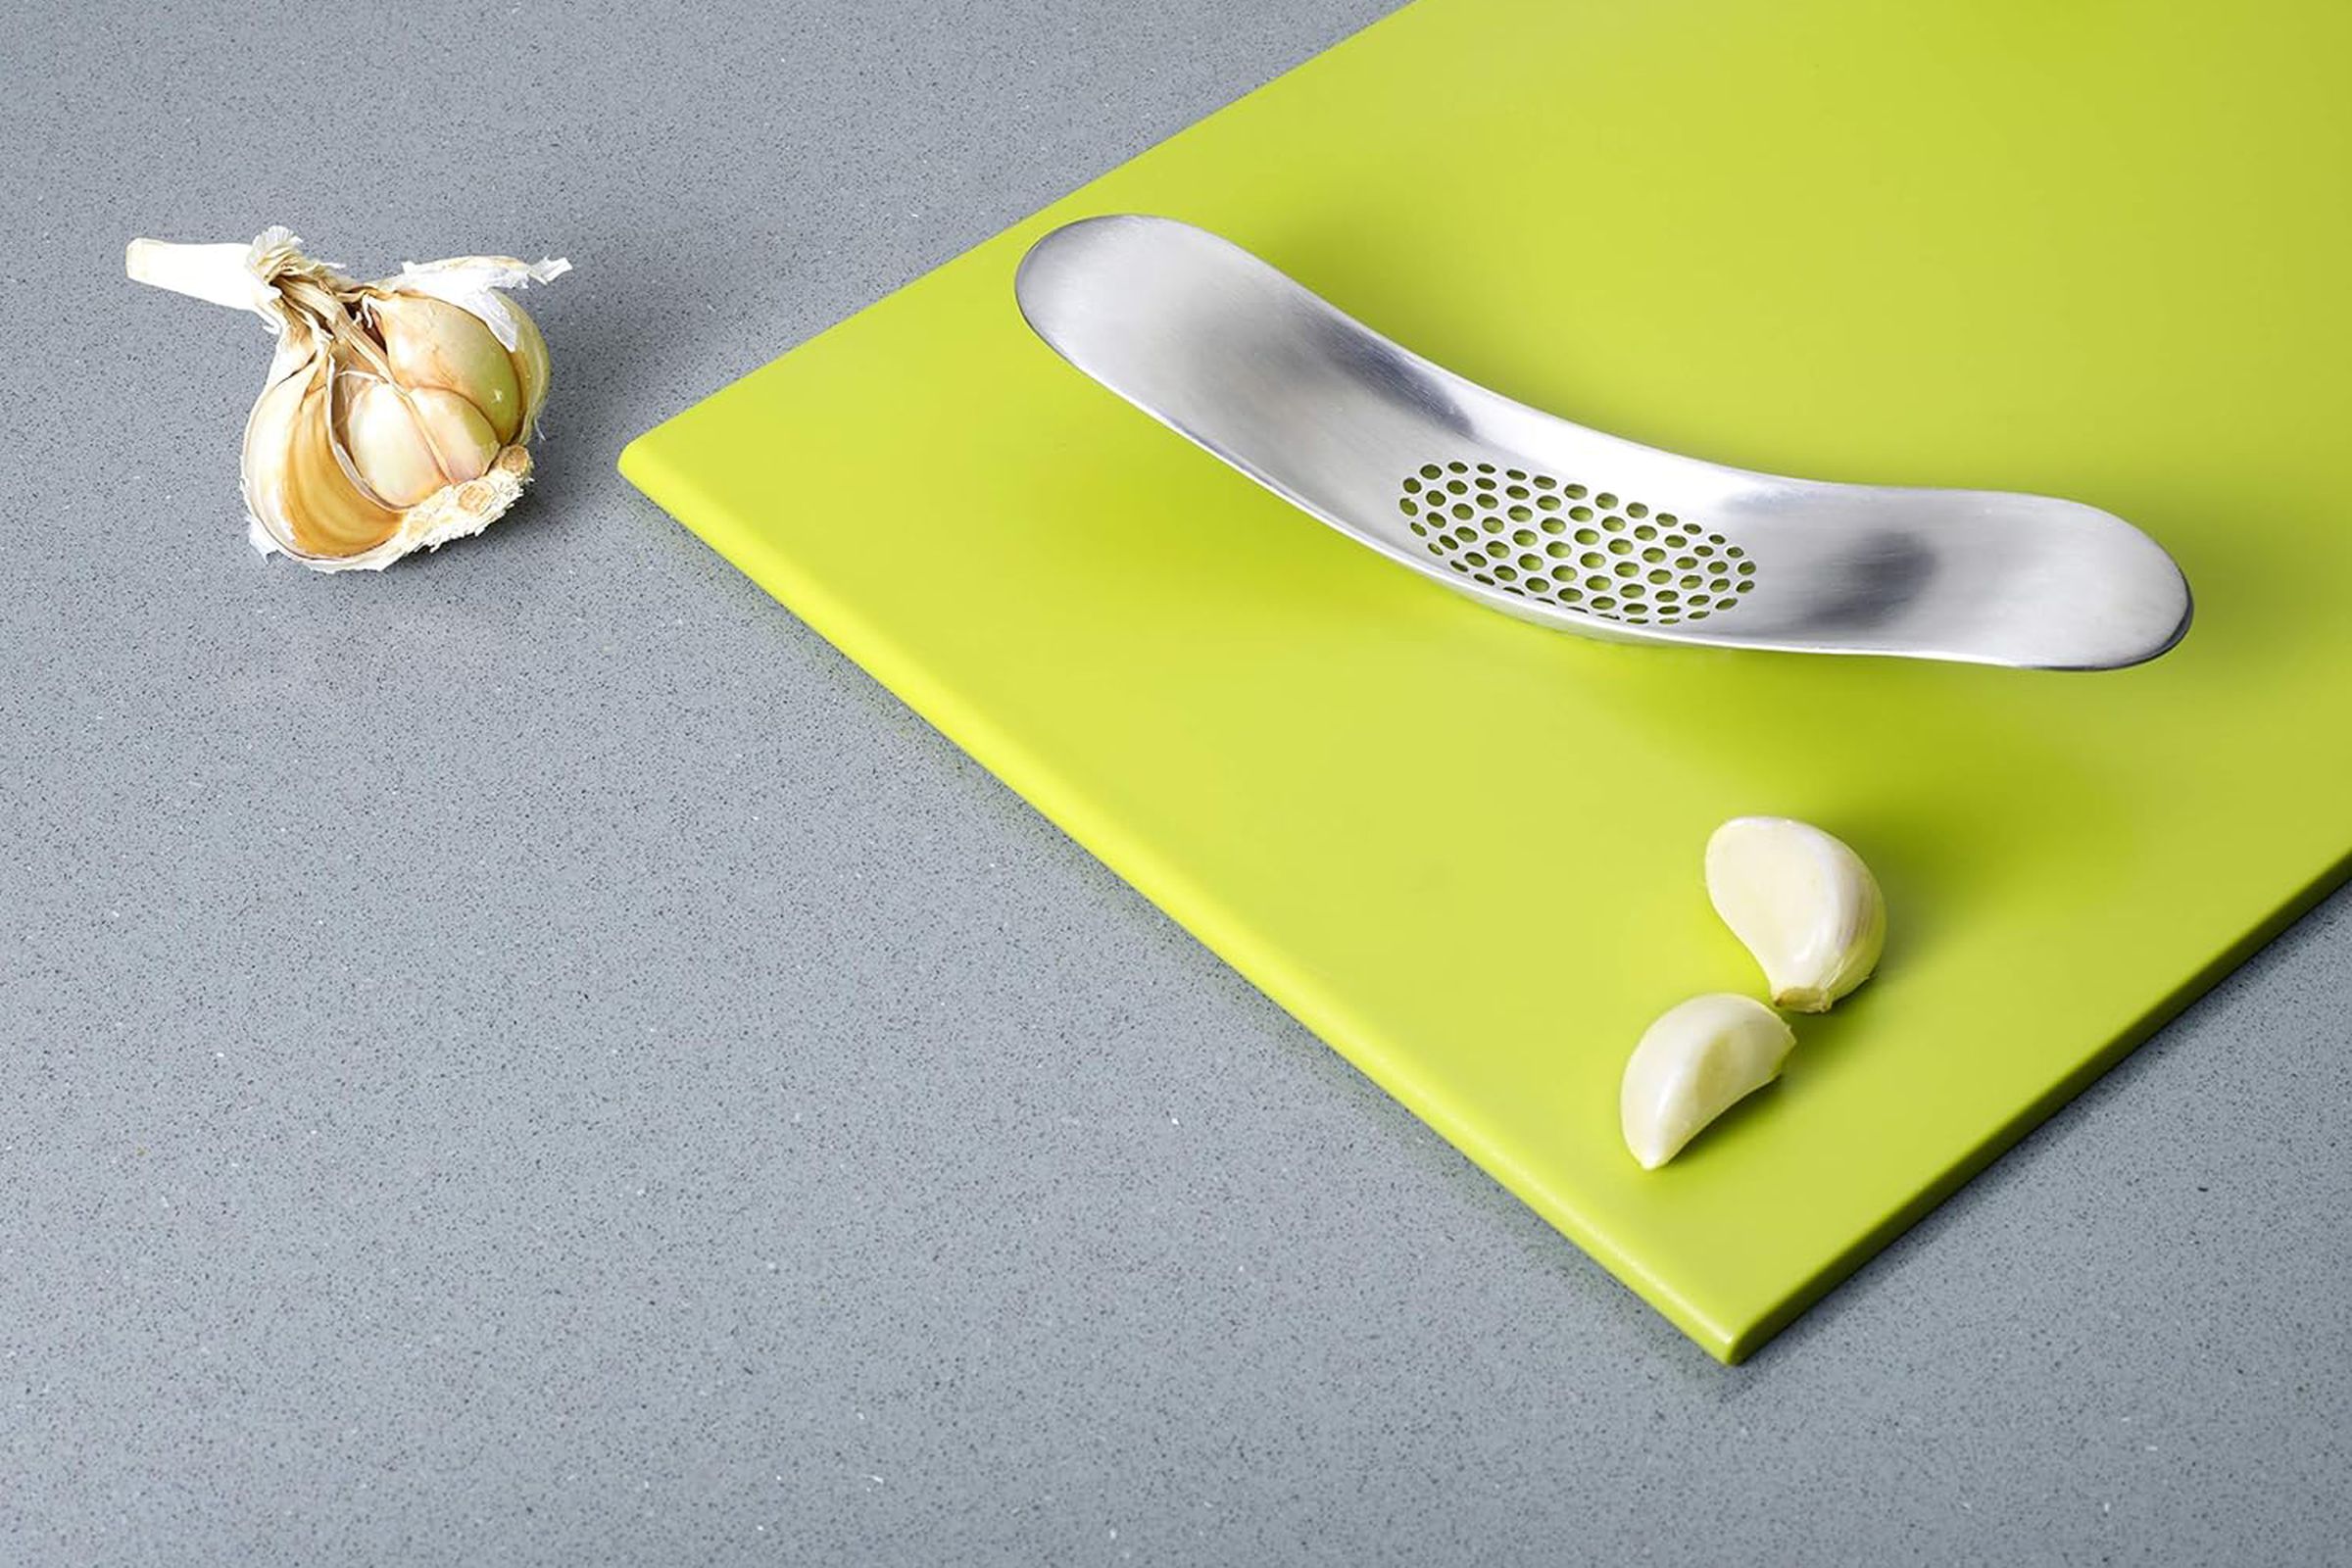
xmin=2 ymin=1 xmax=2348 ymax=1562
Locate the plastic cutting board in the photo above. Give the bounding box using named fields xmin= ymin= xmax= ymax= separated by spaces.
xmin=621 ymin=0 xmax=2352 ymax=1360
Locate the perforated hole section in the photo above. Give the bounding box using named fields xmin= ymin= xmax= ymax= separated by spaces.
xmin=1395 ymin=461 xmax=1755 ymax=625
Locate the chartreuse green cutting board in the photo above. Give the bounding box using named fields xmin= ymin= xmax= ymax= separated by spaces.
xmin=622 ymin=0 xmax=2352 ymax=1359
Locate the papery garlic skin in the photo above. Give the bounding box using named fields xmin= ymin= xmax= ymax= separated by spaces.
xmin=1620 ymin=994 xmax=1797 ymax=1169
xmin=126 ymin=228 xmax=567 ymax=571
xmin=1705 ymin=816 xmax=1886 ymax=1012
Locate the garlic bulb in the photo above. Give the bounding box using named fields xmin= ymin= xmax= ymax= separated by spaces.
xmin=1620 ymin=993 xmax=1797 ymax=1169
xmin=126 ymin=228 xmax=568 ymax=571
xmin=1704 ymin=816 xmax=1886 ymax=1012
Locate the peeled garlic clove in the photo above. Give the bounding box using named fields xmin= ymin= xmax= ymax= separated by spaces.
xmin=1620 ymin=993 xmax=1796 ymax=1169
xmin=126 ymin=227 xmax=567 ymax=571
xmin=1705 ymin=816 xmax=1886 ymax=1012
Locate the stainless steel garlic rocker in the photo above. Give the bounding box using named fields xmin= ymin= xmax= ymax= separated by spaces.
xmin=1014 ymin=215 xmax=2190 ymax=669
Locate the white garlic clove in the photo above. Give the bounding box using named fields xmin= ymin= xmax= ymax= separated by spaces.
xmin=1620 ymin=993 xmax=1796 ymax=1169
xmin=405 ymin=386 xmax=504 ymax=482
xmin=367 ymin=293 xmax=525 ymax=445
xmin=340 ymin=379 xmax=447 ymax=507
xmin=1705 ymin=816 xmax=1886 ymax=1013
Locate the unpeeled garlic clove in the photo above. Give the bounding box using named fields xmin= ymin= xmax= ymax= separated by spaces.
xmin=242 ymin=358 xmax=403 ymax=561
xmin=1705 ymin=816 xmax=1886 ymax=1013
xmin=1620 ymin=993 xmax=1796 ymax=1169
xmin=364 ymin=292 xmax=526 ymax=445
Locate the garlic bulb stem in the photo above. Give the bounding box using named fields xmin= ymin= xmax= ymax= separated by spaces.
xmin=124 ymin=238 xmax=285 ymax=314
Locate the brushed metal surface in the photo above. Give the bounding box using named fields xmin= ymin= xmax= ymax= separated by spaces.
xmin=1016 ymin=216 xmax=2192 ymax=669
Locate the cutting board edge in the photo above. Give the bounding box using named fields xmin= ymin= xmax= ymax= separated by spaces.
xmin=622 ymin=428 xmax=1769 ymax=1359
xmin=627 ymin=422 xmax=2352 ymax=1363
xmin=1728 ymin=835 xmax=2352 ymax=1362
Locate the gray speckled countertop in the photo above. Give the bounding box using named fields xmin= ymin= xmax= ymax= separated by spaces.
xmin=4 ymin=1 xmax=2348 ymax=1562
